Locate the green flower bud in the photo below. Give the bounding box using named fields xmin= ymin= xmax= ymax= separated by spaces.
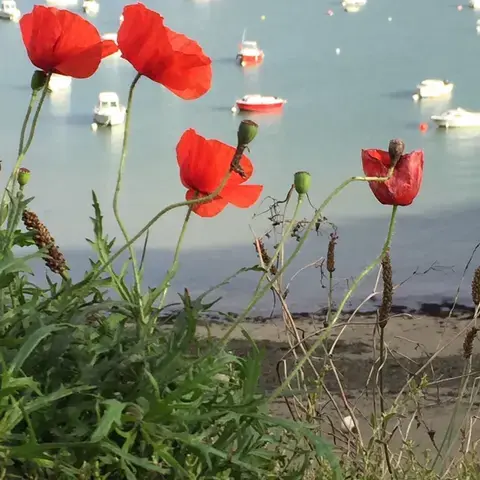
xmin=294 ymin=171 xmax=311 ymax=195
xmin=237 ymin=120 xmax=258 ymax=146
xmin=30 ymin=70 xmax=48 ymax=91
xmin=17 ymin=168 xmax=31 ymax=187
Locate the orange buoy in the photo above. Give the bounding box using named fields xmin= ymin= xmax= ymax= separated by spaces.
xmin=419 ymin=122 xmax=429 ymax=133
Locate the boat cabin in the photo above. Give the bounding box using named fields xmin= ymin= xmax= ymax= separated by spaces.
xmin=1 ymin=0 xmax=18 ymax=12
xmin=97 ymin=92 xmax=120 ymax=110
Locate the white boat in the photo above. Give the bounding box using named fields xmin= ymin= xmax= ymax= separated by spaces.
xmin=415 ymin=79 xmax=454 ymax=99
xmin=342 ymin=0 xmax=367 ymax=6
xmin=101 ymin=33 xmax=121 ymax=58
xmin=119 ymin=14 xmax=124 ymax=23
xmin=93 ymin=92 xmax=126 ymax=127
xmin=431 ymin=108 xmax=480 ymax=128
xmin=470 ymin=0 xmax=480 ymax=9
xmin=47 ymin=74 xmax=72 ymax=93
xmin=476 ymin=19 xmax=480 ymax=33
xmin=45 ymin=0 xmax=78 ymax=5
xmin=82 ymin=0 xmax=99 ymax=14
xmin=0 ymin=0 xmax=20 ymax=22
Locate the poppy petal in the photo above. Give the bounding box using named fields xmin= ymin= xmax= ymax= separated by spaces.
xmin=221 ymin=184 xmax=264 ymax=208
xmin=101 ymin=40 xmax=119 ymax=59
xmin=176 ymin=130 xmax=233 ymax=193
xmin=186 ymin=189 xmax=228 ymax=217
xmin=361 ymin=149 xmax=390 ymax=178
xmin=20 ymin=6 xmax=104 ymax=78
xmin=117 ymin=3 xmax=172 ymax=79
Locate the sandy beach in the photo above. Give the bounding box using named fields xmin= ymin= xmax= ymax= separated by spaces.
xmin=199 ymin=308 xmax=480 ymax=457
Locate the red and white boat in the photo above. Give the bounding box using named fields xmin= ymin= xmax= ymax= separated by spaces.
xmin=236 ymin=30 xmax=264 ymax=67
xmin=234 ymin=95 xmax=287 ymax=113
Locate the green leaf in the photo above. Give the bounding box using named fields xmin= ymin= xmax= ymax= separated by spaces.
xmin=91 ymin=399 xmax=127 ymax=442
xmin=0 ymin=272 xmax=14 ymax=289
xmin=7 ymin=324 xmax=66 ymax=376
xmin=12 ymin=230 xmax=36 ymax=248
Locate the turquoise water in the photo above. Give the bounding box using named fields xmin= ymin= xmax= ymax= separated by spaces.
xmin=1 ymin=0 xmax=480 ymax=313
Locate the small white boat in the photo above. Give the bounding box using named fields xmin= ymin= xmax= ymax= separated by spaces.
xmin=101 ymin=33 xmax=121 ymax=58
xmin=47 ymin=73 xmax=72 ymax=93
xmin=470 ymin=0 xmax=480 ymax=9
xmin=119 ymin=14 xmax=124 ymax=23
xmin=0 ymin=0 xmax=20 ymax=22
xmin=476 ymin=19 xmax=480 ymax=33
xmin=415 ymin=79 xmax=454 ymax=99
xmin=431 ymin=108 xmax=480 ymax=128
xmin=233 ymin=94 xmax=287 ymax=113
xmin=45 ymin=0 xmax=78 ymax=5
xmin=82 ymin=0 xmax=99 ymax=14
xmin=93 ymin=92 xmax=126 ymax=127
xmin=342 ymin=0 xmax=367 ymax=5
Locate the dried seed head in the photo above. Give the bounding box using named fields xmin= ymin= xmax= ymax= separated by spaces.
xmin=327 ymin=233 xmax=337 ymax=273
xmin=388 ymin=138 xmax=405 ymax=168
xmin=254 ymin=239 xmax=277 ymax=275
xmin=22 ymin=209 xmax=68 ymax=276
xmin=378 ymin=250 xmax=393 ymax=329
xmin=463 ymin=327 xmax=478 ymax=359
xmin=472 ymin=267 xmax=480 ymax=306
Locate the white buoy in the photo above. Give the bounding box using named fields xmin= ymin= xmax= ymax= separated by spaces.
xmin=412 ymin=93 xmax=420 ymax=102
xmin=91 ymin=123 xmax=98 ymax=131
xmin=231 ymin=106 xmax=238 ymax=114
xmin=260 ymin=15 xmax=266 ymax=20
xmin=335 ymin=47 xmax=341 ymax=55
xmin=388 ymin=17 xmax=392 ymax=22
xmin=340 ymin=415 xmax=357 ymax=434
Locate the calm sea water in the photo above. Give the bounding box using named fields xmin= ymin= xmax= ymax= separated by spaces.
xmin=1 ymin=0 xmax=480 ymax=314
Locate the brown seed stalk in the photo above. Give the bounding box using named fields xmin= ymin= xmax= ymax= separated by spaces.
xmin=472 ymin=267 xmax=480 ymax=306
xmin=22 ymin=210 xmax=68 ymax=275
xmin=326 ymin=233 xmax=337 ymax=273
xmin=463 ymin=327 xmax=478 ymax=359
xmin=254 ymin=239 xmax=277 ymax=275
xmin=378 ymin=250 xmax=393 ymax=329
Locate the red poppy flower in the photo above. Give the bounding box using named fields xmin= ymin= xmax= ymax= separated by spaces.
xmin=362 ymin=149 xmax=424 ymax=206
xmin=20 ymin=6 xmax=119 ymax=79
xmin=118 ymin=3 xmax=212 ymax=100
xmin=176 ymin=129 xmax=263 ymax=217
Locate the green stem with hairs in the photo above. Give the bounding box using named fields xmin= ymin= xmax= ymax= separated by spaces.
xmin=0 ymin=75 xmax=51 ymax=224
xmin=269 ymin=204 xmax=398 ymax=403
xmin=112 ymin=73 xmax=144 ymax=321
xmin=220 ymin=169 xmax=395 ymax=343
xmin=157 ymin=206 xmax=193 ymax=310
xmin=261 ymin=192 xmax=304 ymax=284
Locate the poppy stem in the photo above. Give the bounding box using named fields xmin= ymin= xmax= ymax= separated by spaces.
xmin=0 ymin=74 xmax=50 ymax=234
xmin=112 ymin=73 xmax=144 ymax=322
xmin=220 ymin=169 xmax=396 ymax=343
xmin=268 ymin=205 xmax=398 ymax=404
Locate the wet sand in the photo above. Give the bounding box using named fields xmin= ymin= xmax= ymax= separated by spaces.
xmin=199 ymin=309 xmax=480 ymax=456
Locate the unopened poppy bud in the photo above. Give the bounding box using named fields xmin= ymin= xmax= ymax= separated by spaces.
xmin=388 ymin=138 xmax=405 ymax=168
xmin=17 ymin=168 xmax=31 ymax=186
xmin=237 ymin=120 xmax=258 ymax=146
xmin=294 ymin=171 xmax=311 ymax=196
xmin=30 ymin=70 xmax=48 ymax=91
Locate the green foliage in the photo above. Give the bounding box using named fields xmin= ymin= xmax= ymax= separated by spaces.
xmin=0 ymin=192 xmax=340 ymax=479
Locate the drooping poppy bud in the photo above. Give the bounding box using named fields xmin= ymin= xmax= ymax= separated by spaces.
xmin=237 ymin=120 xmax=258 ymax=146
xmin=294 ymin=171 xmax=311 ymax=196
xmin=30 ymin=70 xmax=48 ymax=91
xmin=17 ymin=167 xmax=31 ymax=186
xmin=388 ymin=138 xmax=405 ymax=168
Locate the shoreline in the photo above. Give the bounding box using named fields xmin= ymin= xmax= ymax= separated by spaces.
xmin=188 ymin=300 xmax=476 ymax=324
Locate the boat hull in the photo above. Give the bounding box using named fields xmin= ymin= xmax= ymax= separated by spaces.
xmin=431 ymin=118 xmax=480 ymax=128
xmin=236 ymin=53 xmax=264 ymax=67
xmin=417 ymin=84 xmax=454 ymax=99
xmin=236 ymin=102 xmax=285 ymax=113
xmin=0 ymin=9 xmax=20 ymax=21
xmin=94 ymin=110 xmax=126 ymax=126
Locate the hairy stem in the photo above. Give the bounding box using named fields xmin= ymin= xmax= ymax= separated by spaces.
xmin=269 ymin=205 xmax=398 ymax=402
xmin=112 ymin=73 xmax=144 ymax=321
